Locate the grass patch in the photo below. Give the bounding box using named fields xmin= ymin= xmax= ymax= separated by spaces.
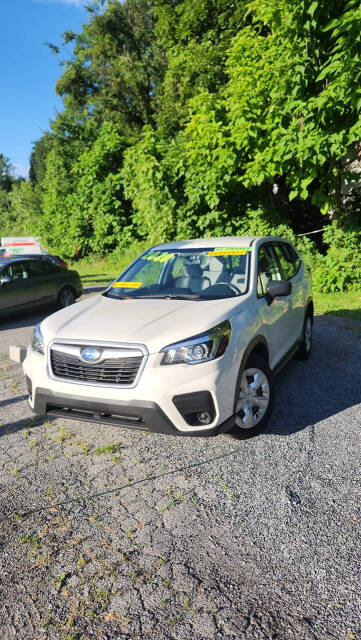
xmin=314 ymin=290 xmax=361 ymax=320
xmin=69 ymin=242 xmax=146 ymax=287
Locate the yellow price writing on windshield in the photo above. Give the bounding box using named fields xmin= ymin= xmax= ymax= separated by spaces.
xmin=142 ymin=252 xmax=175 ymax=263
xmin=112 ymin=282 xmax=142 ymax=289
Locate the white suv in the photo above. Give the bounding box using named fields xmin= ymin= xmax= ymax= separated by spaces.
xmin=23 ymin=236 xmax=313 ymax=437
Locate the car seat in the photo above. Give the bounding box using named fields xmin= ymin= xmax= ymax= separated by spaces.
xmin=174 ymin=261 xmax=211 ymax=293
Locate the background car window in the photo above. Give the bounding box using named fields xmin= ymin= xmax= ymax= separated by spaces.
xmin=273 ymin=243 xmax=300 ymax=280
xmin=3 ymin=262 xmax=29 ymax=280
xmin=257 ymin=246 xmax=282 ymax=297
xmin=28 ymin=260 xmax=57 ymax=276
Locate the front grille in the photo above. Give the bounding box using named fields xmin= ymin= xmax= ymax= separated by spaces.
xmin=50 ymin=349 xmax=143 ymax=386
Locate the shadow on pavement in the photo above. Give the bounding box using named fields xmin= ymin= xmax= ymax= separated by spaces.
xmin=0 ymin=395 xmax=28 ymax=409
xmin=0 ymin=415 xmax=54 ymax=438
xmin=0 ymin=311 xmax=47 ymax=331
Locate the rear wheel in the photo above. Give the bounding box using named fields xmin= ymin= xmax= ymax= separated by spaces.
xmin=230 ymin=355 xmax=275 ymax=438
xmin=57 ymin=286 xmax=75 ymax=309
xmin=295 ymin=312 xmax=313 ymax=360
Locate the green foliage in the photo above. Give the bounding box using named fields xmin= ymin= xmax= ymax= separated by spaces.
xmin=311 ymin=220 xmax=361 ymax=292
xmin=2 ymin=0 xmax=361 ymax=293
xmin=40 ymin=147 xmax=74 ymax=255
xmin=67 ymin=122 xmax=130 ymax=256
xmin=123 ymin=126 xmax=176 ymax=243
xmin=6 ymin=182 xmax=41 ymax=236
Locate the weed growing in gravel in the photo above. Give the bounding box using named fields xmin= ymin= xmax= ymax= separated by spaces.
xmin=20 ymin=533 xmax=40 ymax=553
xmin=92 ymin=443 xmax=123 ymax=455
xmin=95 ymin=589 xmax=111 ymax=602
xmin=53 ymin=427 xmax=73 ymax=444
xmin=170 ymin=489 xmax=186 ymax=504
xmin=10 ymin=464 xmax=19 ymax=476
xmin=217 ymin=475 xmax=235 ymax=500
xmin=77 ymin=555 xmax=87 ymax=568
xmin=162 ymin=578 xmax=173 ymax=589
xmin=55 ymin=572 xmax=67 ymax=592
xmin=77 ymin=441 xmax=92 ymax=454
xmin=10 ymin=380 xmax=20 ymax=392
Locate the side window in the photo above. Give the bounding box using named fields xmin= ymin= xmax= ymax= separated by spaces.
xmin=28 ymin=260 xmax=54 ymax=277
xmin=273 ymin=243 xmax=300 ymax=280
xmin=257 ymin=246 xmax=282 ymax=297
xmin=4 ymin=262 xmax=29 ymax=280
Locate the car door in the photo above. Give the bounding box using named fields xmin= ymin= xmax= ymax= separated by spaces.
xmin=27 ymin=259 xmax=61 ymax=306
xmin=256 ymin=243 xmax=294 ymax=367
xmin=272 ymin=242 xmax=305 ymax=343
xmin=0 ymin=261 xmax=32 ymax=313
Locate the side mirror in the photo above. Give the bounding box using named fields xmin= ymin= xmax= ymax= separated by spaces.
xmin=0 ymin=276 xmax=12 ymax=286
xmin=266 ymin=279 xmax=291 ymax=305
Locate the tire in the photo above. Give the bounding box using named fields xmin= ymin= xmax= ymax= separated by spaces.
xmin=229 ymin=355 xmax=275 ymax=439
xmin=295 ymin=311 xmax=313 ymax=360
xmin=57 ymin=286 xmax=75 ymax=309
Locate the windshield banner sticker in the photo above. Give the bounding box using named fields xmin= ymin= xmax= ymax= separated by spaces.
xmin=112 ymin=282 xmax=143 ymax=289
xmin=208 ymin=248 xmax=251 ymax=256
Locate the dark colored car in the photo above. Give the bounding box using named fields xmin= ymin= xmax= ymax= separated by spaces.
xmin=0 ymin=256 xmax=82 ymax=318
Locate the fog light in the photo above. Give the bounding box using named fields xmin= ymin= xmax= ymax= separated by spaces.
xmin=197 ymin=411 xmax=211 ymax=425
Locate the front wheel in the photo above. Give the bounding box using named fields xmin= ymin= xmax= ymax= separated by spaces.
xmin=230 ymin=355 xmax=275 ymax=438
xmin=57 ymin=286 xmax=75 ymax=309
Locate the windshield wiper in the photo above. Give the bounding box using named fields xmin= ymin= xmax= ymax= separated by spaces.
xmin=104 ymin=293 xmax=132 ymax=300
xmin=133 ymin=294 xmax=201 ymax=300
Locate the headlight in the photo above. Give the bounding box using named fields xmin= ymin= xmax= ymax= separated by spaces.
xmin=161 ymin=320 xmax=231 ymax=365
xmin=31 ymin=323 xmax=44 ymax=355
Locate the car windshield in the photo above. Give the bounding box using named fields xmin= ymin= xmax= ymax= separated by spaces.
xmin=104 ymin=247 xmax=251 ymax=301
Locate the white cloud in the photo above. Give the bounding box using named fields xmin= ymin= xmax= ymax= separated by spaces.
xmin=13 ymin=164 xmax=30 ymax=180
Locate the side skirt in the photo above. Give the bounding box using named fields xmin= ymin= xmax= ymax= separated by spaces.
xmin=272 ymin=339 xmax=301 ymax=376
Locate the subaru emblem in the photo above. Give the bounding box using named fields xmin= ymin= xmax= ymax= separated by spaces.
xmin=80 ymin=347 xmax=102 ymax=363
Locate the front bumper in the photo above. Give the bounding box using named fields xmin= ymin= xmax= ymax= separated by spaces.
xmin=23 ymin=345 xmax=239 ymax=436
xmin=30 ymin=387 xmax=234 ymax=437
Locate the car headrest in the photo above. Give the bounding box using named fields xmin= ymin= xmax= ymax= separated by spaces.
xmin=184 ymin=263 xmax=202 ymax=278
xmin=203 ymin=257 xmax=224 ymax=272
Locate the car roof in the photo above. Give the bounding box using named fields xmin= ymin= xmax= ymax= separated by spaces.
xmin=0 ymin=256 xmax=48 ymax=266
xmin=0 ymin=253 xmax=49 ymax=258
xmin=151 ymin=236 xmax=289 ymax=250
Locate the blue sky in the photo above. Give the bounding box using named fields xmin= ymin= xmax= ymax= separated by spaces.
xmin=1 ymin=0 xmax=90 ymax=178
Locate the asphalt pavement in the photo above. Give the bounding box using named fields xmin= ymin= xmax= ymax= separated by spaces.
xmin=0 ymin=299 xmax=360 ymax=640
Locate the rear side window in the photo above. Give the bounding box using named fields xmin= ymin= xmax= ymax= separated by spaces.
xmin=28 ymin=260 xmax=58 ymax=276
xmin=272 ymin=243 xmax=300 ymax=280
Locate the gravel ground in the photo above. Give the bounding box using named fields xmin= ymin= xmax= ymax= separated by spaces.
xmin=0 ymin=301 xmax=360 ymax=640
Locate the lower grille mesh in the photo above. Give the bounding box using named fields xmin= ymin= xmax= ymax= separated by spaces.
xmin=50 ymin=350 xmax=143 ymax=386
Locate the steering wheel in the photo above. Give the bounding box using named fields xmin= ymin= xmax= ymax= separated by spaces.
xmin=206 ymin=282 xmax=242 ymax=295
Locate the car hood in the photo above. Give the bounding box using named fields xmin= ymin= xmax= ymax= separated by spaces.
xmin=41 ymin=293 xmax=245 ymax=353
